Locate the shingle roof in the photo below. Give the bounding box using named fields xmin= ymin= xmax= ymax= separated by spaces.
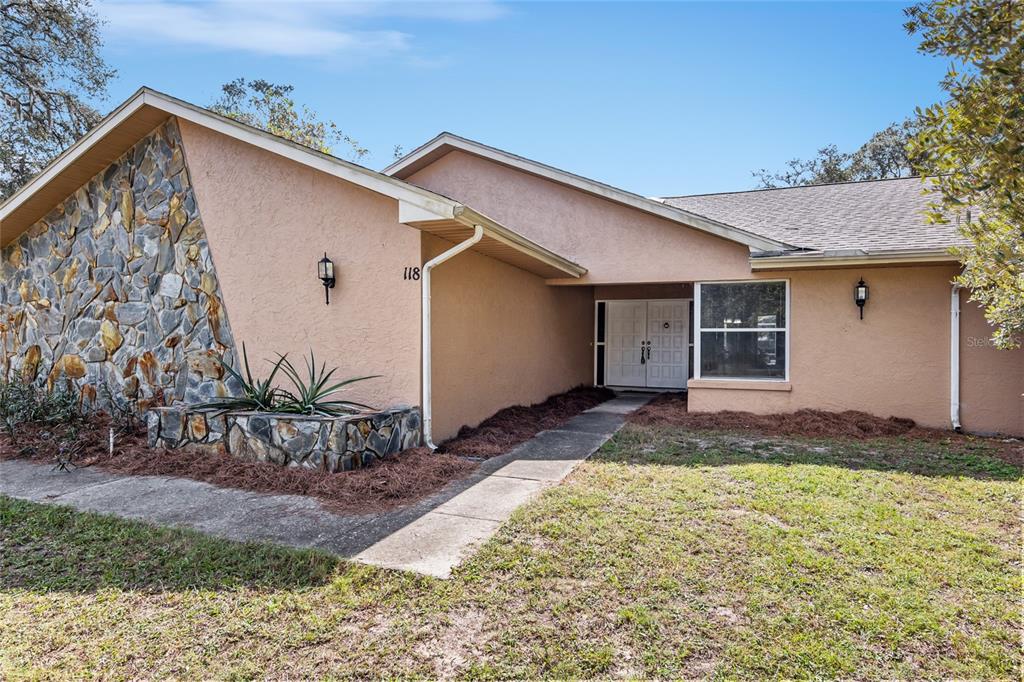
xmin=658 ymin=177 xmax=967 ymax=253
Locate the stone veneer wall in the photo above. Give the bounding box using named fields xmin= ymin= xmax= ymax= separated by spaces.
xmin=148 ymin=406 xmax=422 ymax=472
xmin=0 ymin=120 xmax=239 ymax=409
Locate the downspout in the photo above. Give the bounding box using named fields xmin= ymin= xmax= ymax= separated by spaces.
xmin=950 ymin=283 xmax=963 ymax=432
xmin=422 ymin=224 xmax=484 ymax=449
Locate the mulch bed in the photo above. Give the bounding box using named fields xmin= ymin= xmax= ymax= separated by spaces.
xmin=0 ymin=384 xmax=615 ymax=513
xmin=627 ymin=393 xmax=1024 ymax=466
xmin=437 ymin=385 xmax=616 ymax=458
xmin=0 ymin=415 xmax=477 ymax=514
xmin=631 ymin=392 xmax=941 ymax=439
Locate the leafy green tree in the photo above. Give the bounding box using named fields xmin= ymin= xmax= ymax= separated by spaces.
xmin=753 ymin=120 xmax=919 ymax=188
xmin=0 ymin=0 xmax=114 ymax=199
xmin=906 ymin=0 xmax=1023 ymax=348
xmin=210 ymin=79 xmax=368 ymax=161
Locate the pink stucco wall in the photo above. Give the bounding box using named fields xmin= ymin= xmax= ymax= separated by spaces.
xmin=405 ymin=150 xmax=753 ymax=284
xmin=406 ymin=150 xmax=1022 ymax=436
xmin=426 ymin=234 xmax=593 ymax=440
xmin=178 ymin=119 xmax=423 ymax=411
xmin=688 ymin=265 xmax=1023 ymax=435
xmin=959 ymin=292 xmax=1024 ymax=434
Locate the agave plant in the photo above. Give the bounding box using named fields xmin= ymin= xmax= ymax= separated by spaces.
xmin=276 ymin=351 xmax=378 ymax=416
xmin=195 ymin=343 xmax=286 ymax=413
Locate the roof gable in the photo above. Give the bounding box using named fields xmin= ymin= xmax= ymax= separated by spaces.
xmin=0 ymin=88 xmax=458 ymax=247
xmin=385 ymin=132 xmax=790 ymax=252
xmin=0 ymin=88 xmax=584 ymax=279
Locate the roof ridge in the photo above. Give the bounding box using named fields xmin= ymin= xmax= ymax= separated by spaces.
xmin=660 ymin=174 xmax=928 ymax=200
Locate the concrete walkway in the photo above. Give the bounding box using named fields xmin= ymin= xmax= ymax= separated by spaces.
xmin=354 ymin=393 xmax=651 ymax=576
xmin=0 ymin=393 xmax=650 ymax=579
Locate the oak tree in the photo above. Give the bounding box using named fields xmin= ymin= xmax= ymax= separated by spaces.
xmin=0 ymin=0 xmax=114 ymax=199
xmin=906 ymin=0 xmax=1023 ymax=348
xmin=210 ymin=78 xmax=368 ymax=161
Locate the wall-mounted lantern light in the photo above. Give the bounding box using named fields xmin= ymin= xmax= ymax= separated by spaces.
xmin=318 ymin=252 xmax=335 ymax=305
xmin=854 ymin=278 xmax=869 ymax=319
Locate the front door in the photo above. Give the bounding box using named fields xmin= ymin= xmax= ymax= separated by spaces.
xmin=645 ymin=300 xmax=689 ymax=388
xmin=603 ymin=299 xmax=689 ymax=389
xmin=604 ymin=300 xmax=647 ymax=387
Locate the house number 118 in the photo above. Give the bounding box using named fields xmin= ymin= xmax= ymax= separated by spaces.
xmin=403 ymin=267 xmax=421 ymax=280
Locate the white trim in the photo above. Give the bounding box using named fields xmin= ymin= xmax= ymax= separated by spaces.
xmin=0 ymin=87 xmax=460 ymax=231
xmin=0 ymin=88 xmax=586 ymax=278
xmin=693 ymin=286 xmax=701 ymax=383
xmin=693 ymin=279 xmax=791 ymax=383
xmin=950 ymin=283 xmax=963 ymax=431
xmin=398 ymin=200 xmax=451 ymax=223
xmin=0 ymin=92 xmax=148 ymax=224
xmin=143 ymin=90 xmax=460 ymax=219
xmin=385 ymin=133 xmax=791 ymax=252
xmin=750 ymin=248 xmax=960 ymax=270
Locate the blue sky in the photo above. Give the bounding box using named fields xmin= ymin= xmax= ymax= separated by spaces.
xmin=96 ymin=1 xmax=949 ymax=195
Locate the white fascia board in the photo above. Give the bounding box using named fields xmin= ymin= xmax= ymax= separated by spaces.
xmin=399 ymin=199 xmax=587 ymax=278
xmin=385 ymin=133 xmax=790 ymax=252
xmin=749 ymin=247 xmax=960 ymax=270
xmin=0 ymin=89 xmax=149 ymax=223
xmin=398 ymin=200 xmax=453 ymax=224
xmin=0 ymin=88 xmax=462 ymax=233
xmin=144 ymin=90 xmax=459 ymax=220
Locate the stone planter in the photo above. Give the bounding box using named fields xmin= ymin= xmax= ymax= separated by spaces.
xmin=147 ymin=405 xmax=422 ymax=473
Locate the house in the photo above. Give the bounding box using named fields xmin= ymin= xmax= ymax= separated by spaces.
xmin=1 ymin=87 xmax=1021 ymax=443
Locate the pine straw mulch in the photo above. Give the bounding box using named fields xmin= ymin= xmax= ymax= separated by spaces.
xmin=0 ymin=415 xmax=477 ymax=514
xmin=437 ymin=385 xmax=617 ymax=458
xmin=627 ymin=392 xmax=1024 ymax=466
xmin=629 ymin=393 xmax=922 ymax=438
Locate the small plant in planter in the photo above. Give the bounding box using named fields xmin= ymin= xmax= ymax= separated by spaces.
xmin=200 ymin=343 xmax=287 ymax=413
xmin=197 ymin=344 xmax=378 ymax=416
xmin=276 ymin=352 xmax=377 ymax=416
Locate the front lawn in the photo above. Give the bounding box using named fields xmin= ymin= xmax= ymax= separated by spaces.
xmin=2 ymin=425 xmax=1020 ymax=679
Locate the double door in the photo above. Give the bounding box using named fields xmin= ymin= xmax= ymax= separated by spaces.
xmin=604 ymin=299 xmax=689 ymax=389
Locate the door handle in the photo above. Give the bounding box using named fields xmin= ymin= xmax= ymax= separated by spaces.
xmin=645 ymin=341 xmax=651 ymax=361
xmin=640 ymin=341 xmax=646 ymax=365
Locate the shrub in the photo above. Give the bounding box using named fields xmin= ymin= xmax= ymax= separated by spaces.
xmin=276 ymin=351 xmax=377 ymax=416
xmin=198 ymin=345 xmax=378 ymax=417
xmin=0 ymin=378 xmax=87 ymax=469
xmin=0 ymin=379 xmax=84 ymax=436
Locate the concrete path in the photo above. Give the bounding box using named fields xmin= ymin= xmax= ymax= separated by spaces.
xmin=0 ymin=393 xmax=650 ymax=579
xmin=352 ymin=393 xmax=651 ymax=577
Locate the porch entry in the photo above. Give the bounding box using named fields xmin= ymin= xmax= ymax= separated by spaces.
xmin=598 ymin=299 xmax=691 ymax=389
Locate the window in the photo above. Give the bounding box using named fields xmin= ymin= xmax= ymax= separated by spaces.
xmin=694 ymin=281 xmax=788 ymax=380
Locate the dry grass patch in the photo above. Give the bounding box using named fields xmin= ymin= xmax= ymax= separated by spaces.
xmin=2 ymin=422 xmax=1020 ymax=679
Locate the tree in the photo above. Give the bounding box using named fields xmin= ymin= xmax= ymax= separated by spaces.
xmin=906 ymin=0 xmax=1023 ymax=348
xmin=0 ymin=0 xmax=114 ymax=200
xmin=210 ymin=79 xmax=367 ymax=161
xmin=753 ymin=120 xmax=918 ymax=188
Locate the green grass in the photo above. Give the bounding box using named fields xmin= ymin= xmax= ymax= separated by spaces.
xmin=2 ymin=426 xmax=1020 ymax=679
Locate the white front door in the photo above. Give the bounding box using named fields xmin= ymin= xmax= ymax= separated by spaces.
xmin=604 ymin=300 xmax=647 ymax=387
xmin=603 ymin=299 xmax=689 ymax=389
xmin=646 ymin=300 xmax=689 ymax=388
